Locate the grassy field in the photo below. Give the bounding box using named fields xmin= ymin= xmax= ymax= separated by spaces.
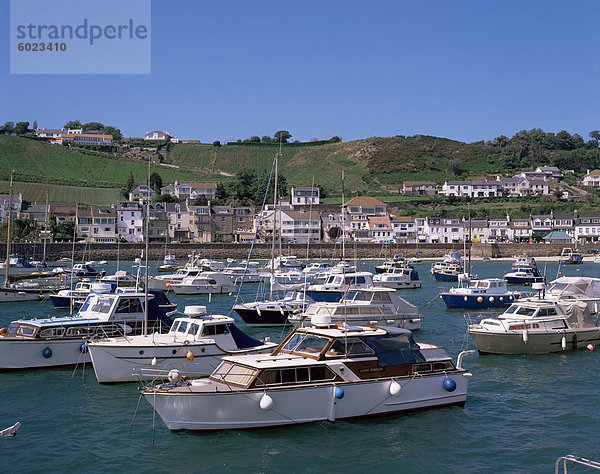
xmin=0 ymin=181 xmax=122 ymax=205
xmin=0 ymin=136 xmax=213 ymax=187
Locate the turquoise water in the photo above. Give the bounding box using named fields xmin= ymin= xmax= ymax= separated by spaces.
xmin=1 ymin=260 xmax=599 ymax=472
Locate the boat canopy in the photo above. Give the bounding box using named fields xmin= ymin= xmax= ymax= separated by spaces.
xmin=547 ymin=277 xmax=600 ymax=297
xmin=557 ymin=301 xmax=597 ymax=328
xmin=359 ymin=328 xmax=425 ymax=366
xmin=229 ymin=324 xmax=264 ymax=349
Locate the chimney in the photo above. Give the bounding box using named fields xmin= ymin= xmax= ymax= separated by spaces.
xmin=574 ymin=209 xmax=578 ymax=219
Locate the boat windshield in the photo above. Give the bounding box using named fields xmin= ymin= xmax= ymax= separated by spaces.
xmin=281 ymin=333 xmax=330 ymax=356
xmin=504 ymin=305 xmax=536 ymax=317
xmin=211 ymin=361 xmax=258 ymax=386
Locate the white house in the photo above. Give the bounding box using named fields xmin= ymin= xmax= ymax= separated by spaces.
xmin=129 ymin=184 xmax=157 ymax=202
xmin=574 ymin=215 xmax=600 ymax=243
xmin=77 ymin=207 xmax=117 ymax=243
xmin=117 ymin=201 xmax=144 ymax=242
xmin=145 ymin=130 xmax=170 ymax=140
xmin=510 ymin=219 xmax=532 ymax=242
xmin=440 ymin=180 xmax=502 ymax=198
xmin=291 ymin=186 xmax=320 ymax=206
xmin=583 ymin=170 xmax=600 ymax=187
xmin=161 ymin=181 xmax=217 ymax=201
xmin=368 ymin=216 xmax=394 ymax=243
xmin=257 ymin=209 xmax=320 ymax=244
xmin=0 ymin=193 xmax=23 ymax=223
xmin=390 ymin=216 xmax=416 ymax=243
xmin=35 ymin=128 xmax=63 ymax=138
xmin=423 ymin=217 xmax=463 ymax=243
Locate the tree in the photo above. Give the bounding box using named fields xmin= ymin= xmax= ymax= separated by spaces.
xmin=273 ymin=130 xmax=292 ymax=143
xmin=104 ymin=125 xmax=122 ymax=141
xmin=155 ymin=194 xmax=180 ymax=203
xmin=244 ymin=136 xmax=260 ymax=143
xmin=191 ymin=195 xmax=208 ymax=206
xmin=213 ymin=140 xmax=221 ymax=147
xmin=82 ymin=122 xmax=104 ymax=132
xmin=32 ymin=120 xmax=38 ymax=130
xmin=121 ymin=171 xmax=135 ymax=199
xmin=14 ymin=121 xmax=30 ymax=135
xmin=0 ymin=122 xmax=14 ymax=135
xmin=261 ymin=136 xmax=272 ymax=143
xmin=149 ymin=171 xmax=163 ymax=193
xmin=215 ymin=182 xmax=229 ymax=201
xmin=64 ymin=120 xmax=82 ymax=129
xmin=327 ymin=226 xmax=341 ymax=241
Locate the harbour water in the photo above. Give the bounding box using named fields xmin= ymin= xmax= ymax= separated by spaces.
xmin=1 ymin=260 xmax=599 ymax=472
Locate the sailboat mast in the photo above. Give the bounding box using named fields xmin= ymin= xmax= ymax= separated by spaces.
xmin=42 ymin=190 xmax=49 ymax=264
xmin=144 ymin=156 xmax=150 ymax=336
xmin=4 ymin=170 xmax=14 ymax=286
xmin=277 ymin=137 xmax=282 ymax=259
xmin=341 ymin=170 xmax=345 ymax=260
xmin=269 ymin=149 xmax=279 ymax=300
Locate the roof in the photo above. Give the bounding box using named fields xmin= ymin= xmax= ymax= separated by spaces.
xmin=62 ymin=133 xmax=113 ymax=139
xmin=537 ymin=166 xmax=561 ymax=172
xmin=529 ymin=179 xmax=548 ymax=186
xmin=403 ymin=181 xmax=436 ymax=186
xmin=543 ymin=231 xmax=573 ymax=240
xmin=343 ymin=196 xmax=386 ymax=207
xmin=586 ymin=170 xmax=600 ymax=176
xmin=35 ymin=128 xmax=62 ymax=134
xmin=445 ymin=180 xmax=501 ymax=186
xmin=390 ymin=216 xmax=413 ymax=223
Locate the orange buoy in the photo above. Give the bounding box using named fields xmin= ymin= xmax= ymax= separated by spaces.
xmin=186 ymin=350 xmax=194 ymax=362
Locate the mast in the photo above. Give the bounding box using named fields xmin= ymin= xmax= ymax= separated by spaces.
xmin=42 ymin=190 xmax=49 ymax=265
xmin=3 ymin=170 xmax=14 ymax=287
xmin=277 ymin=137 xmax=282 ymax=259
xmin=143 ymin=156 xmax=150 ymax=336
xmin=341 ymin=170 xmax=345 ymax=260
xmin=269 ymin=148 xmax=279 ymax=300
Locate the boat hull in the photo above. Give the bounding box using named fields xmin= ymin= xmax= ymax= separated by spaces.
xmin=504 ymin=276 xmax=544 ymax=285
xmin=441 ymin=293 xmax=518 ymax=309
xmin=233 ymin=307 xmax=291 ymax=326
xmin=433 ymin=272 xmax=459 ymax=282
xmin=0 ymin=338 xmax=90 ymax=370
xmin=0 ymin=290 xmax=42 ymax=303
xmin=144 ymin=372 xmax=469 ymax=431
xmin=372 ymin=280 xmax=422 ymax=290
xmin=469 ymin=328 xmax=600 ymax=354
xmin=171 ymin=285 xmax=236 ymax=295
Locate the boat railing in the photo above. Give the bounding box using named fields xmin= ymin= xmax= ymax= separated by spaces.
xmin=555 ymin=455 xmax=600 ymax=473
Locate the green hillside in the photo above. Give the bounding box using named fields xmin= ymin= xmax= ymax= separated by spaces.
xmin=1 ymin=129 xmax=598 ymax=208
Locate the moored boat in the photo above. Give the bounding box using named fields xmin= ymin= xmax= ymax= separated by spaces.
xmin=467 ymin=296 xmax=600 ymax=354
xmin=430 ymin=252 xmax=463 ymax=282
xmin=373 ymin=267 xmax=422 ymax=289
xmin=0 ymin=290 xmax=175 ymax=370
xmin=88 ymin=305 xmax=276 ymax=383
xmin=142 ymin=316 xmax=474 ymax=431
xmin=441 ymin=278 xmax=521 ymax=309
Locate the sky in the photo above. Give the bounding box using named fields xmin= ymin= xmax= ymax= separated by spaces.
xmin=1 ymin=0 xmax=598 ymax=143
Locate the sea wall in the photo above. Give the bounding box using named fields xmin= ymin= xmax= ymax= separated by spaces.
xmin=4 ymin=242 xmax=594 ymax=261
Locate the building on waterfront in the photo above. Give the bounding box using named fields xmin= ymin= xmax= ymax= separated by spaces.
xmin=440 ymin=180 xmax=502 ymax=198
xmin=390 ymin=216 xmax=416 ymax=243
xmin=117 ymin=201 xmax=143 ymax=242
xmin=77 ymin=207 xmax=117 ymax=243
xmin=574 ymin=215 xmax=600 ymax=243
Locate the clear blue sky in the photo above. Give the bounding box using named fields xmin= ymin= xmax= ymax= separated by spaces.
xmin=1 ymin=0 xmax=598 ymax=143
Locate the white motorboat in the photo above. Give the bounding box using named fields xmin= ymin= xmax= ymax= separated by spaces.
xmin=503 ymin=253 xmax=543 ymax=284
xmin=533 ymin=277 xmax=600 ymax=316
xmin=148 ymin=267 xmax=204 ymax=290
xmin=88 ymin=305 xmax=277 ymax=383
xmin=263 ymin=255 xmax=304 ymax=272
xmin=304 ymin=271 xmax=374 ymax=302
xmin=49 ymin=280 xmax=114 ymax=309
xmin=374 ymin=256 xmax=412 ymax=274
xmin=169 ymin=272 xmax=236 ymax=295
xmin=142 ymin=316 xmax=474 ymax=431
xmin=0 ymin=290 xmax=175 ymax=370
xmin=100 ymin=270 xmax=139 ymax=287
xmin=373 ymin=267 xmax=422 ymax=289
xmin=289 ymin=287 xmax=423 ymax=331
xmin=0 ymin=257 xmax=40 ymax=276
xmin=467 ymin=297 xmax=600 ymax=354
xmin=157 ymin=254 xmax=179 ymax=272
xmin=222 ymin=263 xmax=263 ymax=283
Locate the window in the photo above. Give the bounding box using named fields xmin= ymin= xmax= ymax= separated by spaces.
xmin=202 ymin=324 xmax=230 ymax=336
xmin=115 ymin=298 xmax=143 ymax=314
xmin=211 ymin=362 xmax=257 ymax=386
xmin=327 ymin=338 xmax=375 ymax=356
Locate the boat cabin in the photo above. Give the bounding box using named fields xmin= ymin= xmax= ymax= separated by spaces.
xmin=208 ymin=323 xmax=455 ymax=390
